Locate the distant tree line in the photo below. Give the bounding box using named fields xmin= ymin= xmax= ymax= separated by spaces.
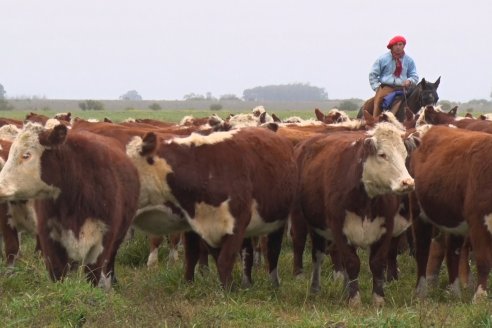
xmin=243 ymin=83 xmax=328 ymax=102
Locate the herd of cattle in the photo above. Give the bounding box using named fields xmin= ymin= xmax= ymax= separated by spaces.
xmin=0 ymin=105 xmax=491 ymax=307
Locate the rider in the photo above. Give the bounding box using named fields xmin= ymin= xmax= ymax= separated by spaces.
xmin=369 ymin=35 xmax=419 ymax=117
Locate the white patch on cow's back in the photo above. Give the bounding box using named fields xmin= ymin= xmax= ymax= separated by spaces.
xmin=188 ymin=200 xmax=235 ymax=247
xmin=126 ymin=136 xmax=176 ymax=207
xmin=343 ymin=211 xmax=387 ymax=248
xmin=48 ymin=217 xmax=107 ymax=265
xmin=44 ymin=119 xmax=62 ymax=129
xmin=244 ymin=200 xmax=284 ymax=237
xmin=484 ymin=213 xmax=492 ymax=235
xmin=170 ymin=130 xmax=239 ymax=147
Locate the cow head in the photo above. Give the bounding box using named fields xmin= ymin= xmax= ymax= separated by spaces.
xmin=0 ymin=123 xmax=65 ymax=201
xmin=361 ymin=122 xmax=414 ymax=197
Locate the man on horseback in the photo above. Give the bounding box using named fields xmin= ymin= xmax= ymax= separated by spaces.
xmin=369 ymin=35 xmax=419 ymax=117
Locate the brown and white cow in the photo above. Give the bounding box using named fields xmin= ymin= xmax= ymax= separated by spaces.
xmin=126 ymin=127 xmax=298 ymax=289
xmin=0 ymin=123 xmax=140 ymax=290
xmin=293 ymin=122 xmax=415 ymax=307
xmin=411 ymin=125 xmax=492 ymax=302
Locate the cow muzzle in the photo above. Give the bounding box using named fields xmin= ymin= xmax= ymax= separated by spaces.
xmin=394 ymin=177 xmax=415 ymax=194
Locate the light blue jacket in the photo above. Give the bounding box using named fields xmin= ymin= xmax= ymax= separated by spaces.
xmin=369 ymin=52 xmax=419 ymax=91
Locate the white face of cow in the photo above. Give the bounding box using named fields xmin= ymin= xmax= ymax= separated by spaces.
xmin=361 ymin=122 xmax=414 ymax=197
xmin=0 ymin=123 xmax=60 ymax=201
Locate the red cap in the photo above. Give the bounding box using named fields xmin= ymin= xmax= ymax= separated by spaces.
xmin=387 ymin=35 xmax=406 ymax=49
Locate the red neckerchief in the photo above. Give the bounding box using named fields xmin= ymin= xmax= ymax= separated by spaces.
xmin=392 ymin=51 xmax=405 ymax=77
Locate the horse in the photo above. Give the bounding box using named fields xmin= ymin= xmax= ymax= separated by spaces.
xmin=357 ymin=77 xmax=441 ymax=122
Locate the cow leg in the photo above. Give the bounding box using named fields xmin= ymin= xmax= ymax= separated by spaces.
xmin=40 ymin=238 xmax=70 ymax=282
xmin=426 ymin=231 xmax=446 ymax=287
xmin=0 ymin=208 xmax=20 ymax=268
xmin=412 ymin=212 xmax=433 ymax=298
xmin=468 ymin=221 xmax=492 ymax=303
xmin=240 ymin=238 xmax=254 ymax=288
xmin=290 ymin=204 xmax=308 ymax=277
xmin=309 ymin=231 xmax=326 ymax=293
xmin=147 ymin=235 xmax=164 ymax=267
xmin=445 ymin=234 xmax=465 ymax=297
xmin=183 ymin=231 xmax=201 ymax=282
xmin=386 ymin=236 xmax=400 ymax=282
xmin=167 ymin=233 xmax=181 ymax=264
xmin=327 ymin=243 xmax=344 ymax=281
xmin=459 ymin=238 xmax=472 ymax=289
xmin=266 ymin=227 xmax=285 ymax=287
xmin=369 ymin=236 xmax=392 ymax=308
xmin=198 ymin=239 xmax=209 ymax=274
xmin=341 ymin=244 xmax=360 ymax=307
xmin=216 ymin=231 xmax=246 ymax=290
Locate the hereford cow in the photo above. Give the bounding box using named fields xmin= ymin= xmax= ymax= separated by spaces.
xmin=411 ymin=125 xmax=492 ymax=303
xmin=126 ymin=127 xmax=297 ymax=289
xmin=0 ymin=123 xmax=140 ymax=290
xmin=293 ymin=122 xmax=415 ymax=307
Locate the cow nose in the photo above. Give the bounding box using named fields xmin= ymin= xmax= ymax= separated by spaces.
xmin=400 ymin=178 xmax=415 ymax=192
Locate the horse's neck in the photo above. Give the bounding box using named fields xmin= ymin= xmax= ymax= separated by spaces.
xmin=407 ymin=88 xmax=422 ymax=113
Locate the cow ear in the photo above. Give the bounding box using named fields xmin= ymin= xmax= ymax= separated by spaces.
xmin=314 ymin=108 xmax=325 ymax=122
xmin=363 ymin=110 xmax=376 ymax=126
xmin=259 ymin=111 xmax=267 ymax=124
xmin=404 ymin=135 xmax=421 ymax=153
xmin=449 ymin=106 xmax=458 ymax=117
xmin=363 ymin=137 xmax=377 ymax=156
xmin=140 ymin=132 xmax=158 ymax=157
xmin=271 ymin=113 xmax=281 ymax=122
xmin=41 ymin=124 xmax=67 ymax=147
xmin=264 ymin=122 xmax=279 ymax=132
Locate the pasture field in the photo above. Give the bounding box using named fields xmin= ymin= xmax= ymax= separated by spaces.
xmin=1 ymin=232 xmax=491 ymax=327
xmin=0 ymin=109 xmax=357 ymax=123
xmin=0 ymin=109 xmax=491 ymax=327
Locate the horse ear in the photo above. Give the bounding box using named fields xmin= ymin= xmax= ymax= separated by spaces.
xmin=420 ymin=78 xmax=427 ymax=88
xmin=434 ymin=76 xmax=441 ymax=88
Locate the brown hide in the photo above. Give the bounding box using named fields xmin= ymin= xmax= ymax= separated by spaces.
xmin=140 ymin=127 xmax=297 ymax=288
xmin=411 ymin=126 xmax=492 ymax=300
xmin=294 ymin=130 xmax=401 ymax=304
xmin=35 ymin=127 xmax=140 ymax=286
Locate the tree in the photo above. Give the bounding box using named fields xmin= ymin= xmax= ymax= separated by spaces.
xmin=120 ymin=90 xmax=142 ymax=101
xmin=148 ymin=102 xmax=161 ymax=111
xmin=219 ymin=94 xmax=241 ymax=101
xmin=79 ymin=100 xmax=104 ymax=111
xmin=243 ymin=83 xmax=328 ymax=101
xmin=338 ymin=100 xmax=359 ymax=111
xmin=0 ymin=83 xmax=5 ymax=99
xmin=183 ymin=93 xmax=205 ymax=100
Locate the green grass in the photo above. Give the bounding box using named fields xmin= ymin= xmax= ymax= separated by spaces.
xmin=0 ymin=109 xmax=360 ymax=123
xmin=1 ymin=232 xmax=491 ymax=327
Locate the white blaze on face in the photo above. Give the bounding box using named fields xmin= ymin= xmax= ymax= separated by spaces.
xmin=362 ymin=122 xmax=414 ymax=197
xmin=0 ymin=123 xmax=61 ymax=201
xmin=187 ymin=199 xmax=235 ymax=248
xmin=343 ymin=211 xmax=387 ymax=249
xmin=48 ymin=217 xmax=107 ymax=265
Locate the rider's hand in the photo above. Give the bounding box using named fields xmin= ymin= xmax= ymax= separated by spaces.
xmin=403 ymin=80 xmax=411 ymax=88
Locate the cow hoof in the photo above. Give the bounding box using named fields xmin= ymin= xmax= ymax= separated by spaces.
xmin=168 ymin=249 xmax=179 ymax=263
xmin=447 ymin=279 xmax=462 ymax=298
xmin=310 ymin=285 xmax=321 ymax=294
xmin=415 ymin=277 xmax=428 ymax=299
xmin=241 ymin=278 xmax=253 ymax=289
xmin=372 ymin=293 xmax=385 ymax=308
xmin=333 ymin=271 xmax=345 ymax=283
xmin=295 ymin=272 xmax=305 ymax=280
xmin=426 ymin=274 xmax=439 ymax=288
xmin=472 ymin=286 xmax=488 ymax=304
xmin=146 ymin=249 xmax=159 ymax=267
xmin=348 ymin=292 xmax=362 ymax=308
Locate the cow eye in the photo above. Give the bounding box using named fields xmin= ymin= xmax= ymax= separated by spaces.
xmin=378 ymin=153 xmax=387 ymax=160
xmin=22 ymin=152 xmax=31 ymax=160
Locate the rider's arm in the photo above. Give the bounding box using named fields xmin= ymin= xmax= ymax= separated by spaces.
xmin=369 ymin=59 xmax=382 ymax=91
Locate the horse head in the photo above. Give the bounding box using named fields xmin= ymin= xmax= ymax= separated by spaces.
xmin=417 ymin=76 xmax=440 ymax=107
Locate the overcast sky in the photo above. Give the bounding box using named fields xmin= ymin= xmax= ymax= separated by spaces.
xmin=2 ymin=0 xmax=491 ymax=102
